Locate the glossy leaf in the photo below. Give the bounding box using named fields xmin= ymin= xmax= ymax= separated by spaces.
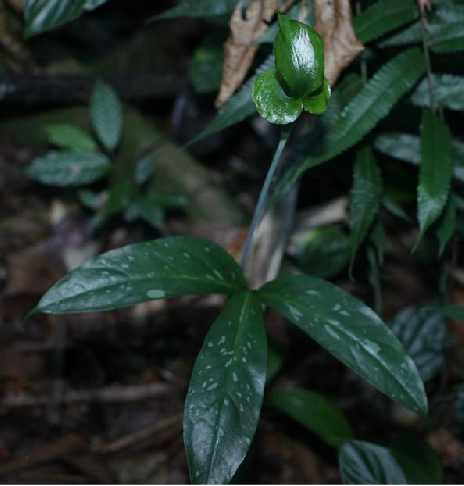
xmin=350 ymin=147 xmax=383 ymax=269
xmin=437 ymin=193 xmax=456 ymax=257
xmin=30 ymin=237 xmax=247 ymax=315
xmin=272 ymin=48 xmax=425 ymax=203
xmin=24 ymin=0 xmax=87 ymax=36
xmin=26 ymin=150 xmax=110 ymax=186
xmin=46 ymin=124 xmax=97 ymax=152
xmin=339 ymin=440 xmax=407 ymax=485
xmin=431 ymin=22 xmax=464 ymax=53
xmin=152 ymin=0 xmax=239 ymax=20
xmin=411 ymin=75 xmax=464 ymax=111
xmin=184 ymin=291 xmax=266 ymax=484
xmin=416 ymin=110 xmax=453 ymax=246
xmin=258 ymin=275 xmax=428 ymax=415
xmin=353 ymin=0 xmax=418 ymax=44
xmin=253 ymin=68 xmax=303 ymax=125
xmin=90 ymin=80 xmax=123 ymax=153
xmin=302 ymin=78 xmax=331 ymax=115
xmin=268 ymin=388 xmax=353 ymax=447
xmin=442 ymin=305 xmax=464 ymax=321
xmin=390 ymin=304 xmax=446 ymax=382
xmin=274 ymin=14 xmax=324 ymax=98
xmin=189 ymin=55 xmax=274 ymax=145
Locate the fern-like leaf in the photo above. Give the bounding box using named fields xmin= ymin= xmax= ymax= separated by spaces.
xmin=430 ymin=22 xmax=464 ymax=53
xmin=411 ymin=74 xmax=464 ymax=111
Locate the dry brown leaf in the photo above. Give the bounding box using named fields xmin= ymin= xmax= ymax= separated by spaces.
xmin=314 ymin=0 xmax=364 ymax=85
xmin=215 ymin=0 xmax=296 ymax=108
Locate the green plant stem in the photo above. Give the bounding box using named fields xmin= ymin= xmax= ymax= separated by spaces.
xmin=419 ymin=7 xmax=437 ymax=113
xmin=240 ymin=125 xmax=293 ymax=269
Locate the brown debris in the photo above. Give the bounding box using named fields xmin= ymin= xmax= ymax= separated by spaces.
xmin=314 ymin=0 xmax=364 ymax=85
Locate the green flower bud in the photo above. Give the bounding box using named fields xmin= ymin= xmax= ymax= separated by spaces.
xmin=274 ymin=13 xmax=324 ymax=98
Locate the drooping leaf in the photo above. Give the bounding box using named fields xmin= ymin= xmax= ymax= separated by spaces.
xmin=353 ymin=0 xmax=418 ymax=44
xmin=416 ymin=110 xmax=453 ymax=246
xmin=258 ymin=275 xmax=428 ymax=415
xmin=25 ymin=150 xmax=110 ymax=186
xmin=430 ymin=22 xmax=464 ymax=53
xmin=339 ymin=440 xmax=407 ymax=485
xmin=189 ymin=55 xmax=274 ymax=145
xmin=272 ymin=48 xmax=426 ymax=203
xmin=437 ymin=193 xmax=456 ymax=257
xmin=90 ymin=80 xmax=123 ymax=153
xmin=151 ymin=0 xmax=240 ymax=21
xmin=410 ymin=75 xmax=464 ymax=111
xmin=23 ymin=0 xmax=87 ymax=36
xmin=350 ymin=147 xmax=383 ymax=270
xmin=390 ymin=304 xmax=446 ymax=382
xmin=442 ymin=305 xmax=464 ymax=321
xmin=46 ymin=124 xmax=97 ymax=152
xmin=30 ymin=237 xmax=247 ymax=315
xmin=268 ymin=388 xmax=353 ymax=447
xmin=184 ymin=291 xmax=266 ymax=484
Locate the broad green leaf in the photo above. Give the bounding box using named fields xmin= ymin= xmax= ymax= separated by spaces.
xmin=258 ymin=275 xmax=428 ymax=415
xmin=374 ymin=132 xmax=464 ymax=183
xmin=292 ymin=227 xmax=351 ymax=279
xmin=190 ymin=43 xmax=224 ymax=94
xmin=431 ymin=22 xmax=464 ymax=53
xmin=390 ymin=436 xmax=443 ymax=484
xmin=30 ymin=237 xmax=247 ymax=315
xmin=353 ymin=0 xmax=418 ymax=44
xmin=152 ymin=0 xmax=240 ymax=21
xmin=350 ymin=147 xmax=383 ymax=269
xmin=411 ymin=75 xmax=464 ymax=111
xmin=272 ymin=48 xmax=426 ymax=203
xmin=189 ymin=55 xmax=274 ymax=145
xmin=90 ymin=80 xmax=123 ymax=153
xmin=184 ymin=291 xmax=266 ymax=484
xmin=24 ymin=0 xmax=87 ymax=36
xmin=416 ymin=110 xmax=453 ymax=246
xmin=268 ymin=388 xmax=353 ymax=447
xmin=252 ymin=68 xmax=303 ymax=125
xmin=46 ymin=124 xmax=97 ymax=152
xmin=437 ymin=193 xmax=456 ymax=257
xmin=442 ymin=305 xmax=464 ymax=321
xmin=390 ymin=304 xmax=445 ymax=382
xmin=25 ymin=150 xmax=110 ymax=186
xmin=258 ymin=2 xmax=308 ymax=44
xmin=302 ymin=78 xmax=331 ymax=115
xmin=339 ymin=440 xmax=407 ymax=485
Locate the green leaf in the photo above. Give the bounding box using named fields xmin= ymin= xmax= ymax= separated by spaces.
xmin=339 ymin=440 xmax=407 ymax=485
xmin=274 ymin=14 xmax=324 ymax=98
xmin=378 ymin=21 xmax=423 ymax=48
xmin=134 ymin=153 xmax=155 ymax=185
xmin=105 ymin=180 xmax=134 ymax=216
xmin=258 ymin=275 xmax=428 ymax=415
xmin=390 ymin=304 xmax=445 ymax=382
xmin=431 ymin=22 xmax=464 ymax=53
xmin=350 ymin=147 xmax=383 ymax=270
xmin=184 ymin=291 xmax=266 ymax=484
xmin=442 ymin=305 xmax=464 ymax=321
xmin=258 ymin=2 xmax=307 ymax=44
xmin=252 ymin=68 xmax=303 ymax=125
xmin=46 ymin=124 xmax=97 ymax=152
xmin=189 ymin=55 xmax=275 ymax=145
xmin=30 ymin=237 xmax=247 ymax=315
xmin=152 ymin=0 xmax=240 ymax=20
xmin=416 ymin=110 xmax=453 ymax=246
xmin=23 ymin=0 xmax=87 ymax=36
xmin=90 ymin=80 xmax=123 ymax=153
xmin=272 ymin=48 xmax=426 ymax=203
xmin=190 ymin=43 xmax=224 ymax=94
xmin=437 ymin=193 xmax=456 ymax=257
xmin=84 ymin=0 xmax=111 ymax=10
xmin=268 ymin=388 xmax=353 ymax=447
xmin=25 ymin=150 xmax=110 ymax=186
xmin=353 ymin=0 xmax=418 ymax=44
xmin=302 ymin=78 xmax=331 ymax=115
xmin=411 ymin=75 xmax=464 ymax=111
xmin=78 ymin=189 xmax=103 ymax=210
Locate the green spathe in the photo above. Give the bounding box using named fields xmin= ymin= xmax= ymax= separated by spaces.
xmin=274 ymin=13 xmax=324 ymax=98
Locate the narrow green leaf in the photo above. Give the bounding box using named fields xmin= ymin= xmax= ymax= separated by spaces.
xmin=84 ymin=0 xmax=111 ymax=10
xmin=353 ymin=0 xmax=418 ymax=44
xmin=442 ymin=305 xmax=464 ymax=321
xmin=272 ymin=48 xmax=426 ymax=203
xmin=151 ymin=0 xmax=239 ymax=21
xmin=30 ymin=237 xmax=247 ymax=315
xmin=350 ymin=147 xmax=383 ymax=269
xmin=184 ymin=291 xmax=266 ymax=484
xmin=90 ymin=80 xmax=123 ymax=153
xmin=25 ymin=150 xmax=110 ymax=186
xmin=258 ymin=275 xmax=428 ymax=415
xmin=268 ymin=388 xmax=353 ymax=447
xmin=24 ymin=0 xmax=87 ymax=36
xmin=46 ymin=124 xmax=97 ymax=152
xmin=437 ymin=193 xmax=456 ymax=257
xmin=339 ymin=440 xmax=407 ymax=485
xmin=431 ymin=22 xmax=464 ymax=53
xmin=390 ymin=304 xmax=446 ymax=382
xmin=411 ymin=75 xmax=464 ymax=111
xmin=416 ymin=110 xmax=453 ymax=246
xmin=378 ymin=21 xmax=423 ymax=48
